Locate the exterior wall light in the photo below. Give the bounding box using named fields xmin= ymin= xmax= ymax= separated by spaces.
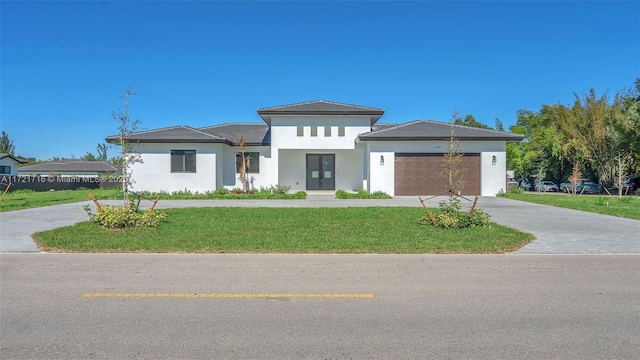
xmin=492 ymin=155 xmax=497 ymax=165
xmin=380 ymin=155 xmax=384 ymax=165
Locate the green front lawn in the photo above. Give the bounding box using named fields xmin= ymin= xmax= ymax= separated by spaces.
xmin=503 ymin=192 xmax=640 ymax=220
xmin=33 ymin=207 xmax=534 ymax=254
xmin=0 ymin=188 xmax=307 ymax=213
xmin=0 ymin=189 xmax=123 ymax=213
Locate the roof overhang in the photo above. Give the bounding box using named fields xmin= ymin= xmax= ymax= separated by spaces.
xmin=258 ymin=111 xmax=384 ymax=126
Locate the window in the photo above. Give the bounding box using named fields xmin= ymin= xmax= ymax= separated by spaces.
xmin=338 ymin=126 xmax=345 ymax=137
xmin=0 ymin=166 xmax=10 ymax=174
xmin=236 ymin=152 xmax=259 ymax=173
xmin=297 ymin=126 xmax=304 ymax=137
xmin=324 ymin=126 xmax=331 ymax=137
xmin=171 ymin=150 xmax=196 ymax=173
xmin=311 ymin=126 xmax=318 ymax=137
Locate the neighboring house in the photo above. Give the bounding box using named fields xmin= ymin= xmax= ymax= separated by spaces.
xmin=18 ymin=159 xmax=120 ymax=178
xmin=0 ymin=153 xmax=27 ymax=175
xmin=105 ymin=100 xmax=523 ymax=196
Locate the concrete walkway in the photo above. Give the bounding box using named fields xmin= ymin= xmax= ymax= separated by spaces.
xmin=1 ymin=196 xmax=638 ymax=253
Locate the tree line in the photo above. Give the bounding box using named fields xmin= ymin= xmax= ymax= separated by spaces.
xmin=507 ymin=78 xmax=639 ymax=186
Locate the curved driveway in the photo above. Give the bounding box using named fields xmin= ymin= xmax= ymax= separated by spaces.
xmin=0 ymin=196 xmax=638 ymax=253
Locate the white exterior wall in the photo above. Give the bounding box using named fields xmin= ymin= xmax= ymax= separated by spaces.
xmin=222 ymin=146 xmax=272 ymax=190
xmin=1 ymin=158 xmax=20 ymax=175
xmin=128 ymin=143 xmax=223 ymax=193
xmin=366 ymin=140 xmax=507 ymax=196
xmin=269 ymin=115 xmax=371 ymax=188
xmin=278 ymin=149 xmax=363 ymax=191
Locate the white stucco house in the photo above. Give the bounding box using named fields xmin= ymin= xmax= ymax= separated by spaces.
xmin=106 ymin=100 xmax=523 ymax=196
xmin=0 ymin=153 xmax=27 ymax=175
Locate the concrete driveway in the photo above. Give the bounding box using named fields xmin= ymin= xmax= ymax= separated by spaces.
xmin=1 ymin=196 xmax=638 ymax=253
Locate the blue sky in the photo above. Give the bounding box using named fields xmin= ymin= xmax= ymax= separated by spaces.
xmin=2 ymin=1 xmax=638 ymax=160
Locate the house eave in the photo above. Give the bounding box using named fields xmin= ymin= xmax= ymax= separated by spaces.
xmin=258 ymin=111 xmax=384 ymax=126
xmin=356 ymin=136 xmax=524 ymax=143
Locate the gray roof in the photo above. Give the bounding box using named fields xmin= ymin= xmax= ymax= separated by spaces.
xmin=0 ymin=153 xmax=27 ymax=164
xmin=105 ymin=125 xmax=230 ymax=144
xmin=357 ymin=120 xmax=524 ymax=142
xmin=198 ymin=123 xmax=270 ymax=146
xmin=19 ymin=159 xmax=120 ymax=173
xmin=257 ymin=100 xmax=385 ymax=125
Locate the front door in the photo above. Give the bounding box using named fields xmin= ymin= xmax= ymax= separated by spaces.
xmin=306 ymin=154 xmax=335 ymax=190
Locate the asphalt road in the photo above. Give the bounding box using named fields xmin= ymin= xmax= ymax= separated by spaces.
xmin=1 ymin=254 xmax=638 ymax=359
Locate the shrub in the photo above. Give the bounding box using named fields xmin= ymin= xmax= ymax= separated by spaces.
xmin=419 ymin=197 xmax=491 ymax=229
xmin=85 ymin=205 xmax=166 ymax=229
xmin=335 ymin=189 xmax=392 ymax=199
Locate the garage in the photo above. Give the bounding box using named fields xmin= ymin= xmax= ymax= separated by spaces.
xmin=394 ymin=153 xmax=480 ymax=196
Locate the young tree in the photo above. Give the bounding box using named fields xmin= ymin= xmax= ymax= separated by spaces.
xmin=567 ymin=162 xmax=583 ymax=196
xmin=0 ymin=131 xmax=15 ymax=155
xmin=233 ymin=136 xmax=251 ymax=192
xmin=442 ymin=113 xmax=465 ymax=196
xmin=112 ymin=87 xmax=143 ymax=207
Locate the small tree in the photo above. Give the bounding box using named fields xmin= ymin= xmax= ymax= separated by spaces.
xmin=567 ymin=162 xmax=583 ymax=196
xmin=233 ymin=136 xmax=251 ymax=192
xmin=112 ymin=87 xmax=143 ymax=207
xmin=613 ymin=152 xmax=631 ymax=197
xmin=442 ymin=118 xmax=465 ymax=196
xmin=533 ymin=165 xmax=546 ymax=193
xmin=0 ymin=131 xmax=15 ymax=155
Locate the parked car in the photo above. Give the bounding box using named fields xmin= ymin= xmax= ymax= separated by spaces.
xmin=560 ymin=178 xmax=589 ymax=193
xmin=534 ymin=180 xmax=559 ymax=192
xmin=608 ymin=178 xmax=640 ymax=194
xmin=518 ymin=179 xmax=533 ymax=191
xmin=575 ymin=180 xmax=603 ymax=194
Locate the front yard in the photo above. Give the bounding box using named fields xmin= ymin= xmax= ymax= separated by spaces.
xmin=502 ymin=192 xmax=640 ymax=220
xmin=33 ymin=207 xmax=534 ymax=254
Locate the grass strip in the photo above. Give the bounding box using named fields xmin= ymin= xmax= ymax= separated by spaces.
xmin=502 ymin=193 xmax=640 ymax=220
xmin=33 ymin=207 xmax=533 ymax=254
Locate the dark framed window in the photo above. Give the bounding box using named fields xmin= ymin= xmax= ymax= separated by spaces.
xmin=324 ymin=126 xmax=331 ymax=137
xmin=311 ymin=126 xmax=318 ymax=137
xmin=0 ymin=166 xmax=10 ymax=174
xmin=297 ymin=126 xmax=304 ymax=136
xmin=338 ymin=126 xmax=345 ymax=137
xmin=171 ymin=150 xmax=196 ymax=173
xmin=236 ymin=152 xmax=259 ymax=173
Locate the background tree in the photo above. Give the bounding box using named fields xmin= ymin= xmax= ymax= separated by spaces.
xmin=97 ymin=143 xmax=109 ymax=162
xmin=0 ymin=131 xmax=15 ymax=155
xmin=453 ymin=114 xmax=492 ymax=129
xmin=112 ymin=87 xmax=143 ymax=207
xmin=81 ymin=152 xmax=98 ymax=161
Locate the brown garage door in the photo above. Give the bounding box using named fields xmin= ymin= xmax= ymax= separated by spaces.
xmin=394 ymin=153 xmax=480 ymax=196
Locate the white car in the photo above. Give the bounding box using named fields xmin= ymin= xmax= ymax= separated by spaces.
xmin=535 ymin=181 xmax=559 ymax=192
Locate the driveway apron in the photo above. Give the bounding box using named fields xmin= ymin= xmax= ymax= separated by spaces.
xmin=1 ymin=196 xmax=638 ymax=253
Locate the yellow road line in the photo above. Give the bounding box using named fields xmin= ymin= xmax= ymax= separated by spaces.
xmin=82 ymin=293 xmax=374 ymax=299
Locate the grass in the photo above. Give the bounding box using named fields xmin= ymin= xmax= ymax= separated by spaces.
xmin=33 ymin=207 xmax=534 ymax=254
xmin=502 ymin=192 xmax=640 ymax=220
xmin=0 ymin=188 xmax=307 ymax=212
xmin=0 ymin=189 xmax=124 ymax=213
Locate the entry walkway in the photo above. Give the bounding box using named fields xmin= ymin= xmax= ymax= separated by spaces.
xmin=1 ymin=196 xmax=638 ymax=253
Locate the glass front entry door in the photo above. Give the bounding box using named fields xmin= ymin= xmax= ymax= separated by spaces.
xmin=306 ymin=154 xmax=335 ymax=190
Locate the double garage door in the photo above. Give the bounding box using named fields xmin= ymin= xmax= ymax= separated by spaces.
xmin=394 ymin=153 xmax=480 ymax=196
